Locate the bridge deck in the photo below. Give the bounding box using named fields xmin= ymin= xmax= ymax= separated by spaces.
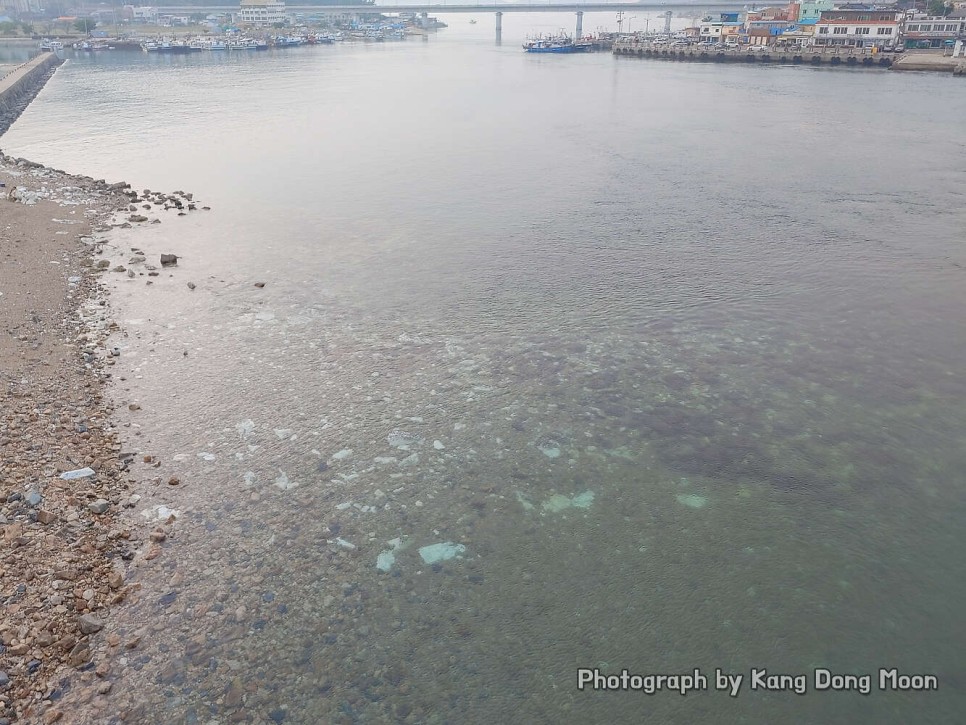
xmin=152 ymin=3 xmax=745 ymax=14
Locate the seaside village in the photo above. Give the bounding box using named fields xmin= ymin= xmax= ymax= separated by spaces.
xmin=1 ymin=0 xmax=965 ymax=52
xmin=0 ymin=0 xmax=448 ymax=47
xmin=683 ymin=1 xmax=966 ymax=52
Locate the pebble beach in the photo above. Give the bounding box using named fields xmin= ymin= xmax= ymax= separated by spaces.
xmin=0 ymin=150 xmax=201 ymax=722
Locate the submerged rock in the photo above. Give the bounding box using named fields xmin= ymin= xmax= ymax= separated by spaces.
xmin=676 ymin=494 xmax=708 ymax=509
xmin=541 ymin=491 xmax=595 ymax=513
xmin=418 ymin=542 xmax=466 ymax=565
xmin=387 ymin=430 xmax=423 ymax=450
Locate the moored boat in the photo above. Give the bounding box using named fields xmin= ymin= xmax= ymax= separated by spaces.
xmin=523 ymin=34 xmax=592 ymax=53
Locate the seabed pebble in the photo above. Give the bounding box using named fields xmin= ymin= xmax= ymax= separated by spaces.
xmin=418 ymin=542 xmax=466 ymax=564
xmin=676 ymin=494 xmax=708 ymax=509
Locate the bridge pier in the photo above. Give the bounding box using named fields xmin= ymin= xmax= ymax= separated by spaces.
xmin=576 ymin=10 xmax=583 ymax=38
xmin=495 ymin=11 xmax=502 ymax=43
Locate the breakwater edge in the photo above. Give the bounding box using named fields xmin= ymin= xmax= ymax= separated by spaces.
xmin=0 ymin=53 xmax=64 ymax=137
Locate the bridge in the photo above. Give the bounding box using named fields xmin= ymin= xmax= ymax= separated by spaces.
xmin=155 ymin=3 xmax=745 ymax=12
xmin=153 ymin=2 xmax=746 ymax=40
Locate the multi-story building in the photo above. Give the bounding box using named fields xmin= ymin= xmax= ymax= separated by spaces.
xmin=901 ymin=14 xmax=965 ymax=49
xmin=238 ymin=0 xmax=286 ymax=25
xmin=698 ymin=12 xmax=742 ymax=43
xmin=794 ymin=0 xmax=835 ymax=25
xmin=813 ymin=8 xmax=903 ymax=48
xmin=121 ymin=5 xmax=158 ymax=23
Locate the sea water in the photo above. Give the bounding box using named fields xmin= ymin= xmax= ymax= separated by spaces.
xmin=4 ymin=23 xmax=966 ymax=722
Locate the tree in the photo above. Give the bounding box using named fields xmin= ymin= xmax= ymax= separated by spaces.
xmin=74 ymin=18 xmax=91 ymax=34
xmin=20 ymin=22 xmax=34 ymax=35
xmin=927 ymin=0 xmax=950 ymax=16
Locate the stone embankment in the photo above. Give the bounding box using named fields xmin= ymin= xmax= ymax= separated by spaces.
xmin=0 ymin=53 xmax=63 ymax=137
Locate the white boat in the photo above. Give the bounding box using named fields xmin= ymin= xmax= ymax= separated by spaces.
xmin=40 ymin=39 xmax=64 ymax=51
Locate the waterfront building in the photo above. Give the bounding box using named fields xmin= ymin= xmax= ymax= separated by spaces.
xmin=698 ymin=13 xmax=742 ymax=43
xmin=901 ymin=15 xmax=965 ymax=49
xmin=698 ymin=19 xmax=725 ymax=42
xmin=813 ymin=8 xmax=902 ymax=48
xmin=746 ymin=18 xmax=796 ymax=38
xmin=239 ymin=0 xmax=286 ymax=25
xmin=793 ymin=0 xmax=834 ymax=24
xmin=122 ymin=5 xmax=159 ymax=23
xmin=747 ymin=27 xmax=772 ymax=45
xmin=775 ymin=29 xmax=814 ymax=46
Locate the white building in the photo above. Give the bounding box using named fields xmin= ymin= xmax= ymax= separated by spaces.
xmin=131 ymin=6 xmax=158 ymax=22
xmin=239 ymin=0 xmax=286 ymax=25
xmin=813 ymin=9 xmax=903 ymax=48
xmin=901 ymin=15 xmax=964 ymax=48
xmin=698 ymin=21 xmax=724 ymax=42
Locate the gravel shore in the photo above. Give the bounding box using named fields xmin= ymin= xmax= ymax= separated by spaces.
xmin=0 ymin=151 xmax=198 ymax=722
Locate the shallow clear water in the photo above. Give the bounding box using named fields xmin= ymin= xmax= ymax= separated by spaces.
xmin=5 ymin=23 xmax=966 ymax=723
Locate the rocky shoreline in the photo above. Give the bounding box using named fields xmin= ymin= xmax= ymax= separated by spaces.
xmin=0 ymin=150 xmax=201 ymax=722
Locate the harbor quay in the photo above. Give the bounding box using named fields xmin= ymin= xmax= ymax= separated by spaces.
xmin=614 ymin=39 xmax=966 ymax=73
xmin=614 ymin=38 xmax=898 ymax=67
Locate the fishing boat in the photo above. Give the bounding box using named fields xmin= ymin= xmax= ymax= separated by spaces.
xmin=523 ymin=34 xmax=591 ymax=53
xmin=469 ymin=19 xmax=477 ymax=24
xmin=142 ymin=39 xmax=197 ymax=54
xmin=272 ymin=35 xmax=304 ymax=47
xmin=40 ymin=39 xmax=64 ymax=51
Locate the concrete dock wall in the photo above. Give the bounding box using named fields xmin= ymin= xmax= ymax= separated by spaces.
xmin=614 ymin=41 xmax=896 ymax=69
xmin=0 ymin=52 xmax=64 ymax=137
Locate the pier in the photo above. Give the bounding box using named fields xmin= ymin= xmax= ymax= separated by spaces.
xmin=614 ymin=39 xmax=897 ymax=68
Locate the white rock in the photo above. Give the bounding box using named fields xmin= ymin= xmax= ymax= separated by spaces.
xmin=274 ymin=471 xmax=298 ymax=490
xmin=235 ymin=419 xmax=255 ymax=438
xmin=59 ymin=467 xmax=96 ymax=480
xmin=418 ymin=542 xmax=466 ymax=564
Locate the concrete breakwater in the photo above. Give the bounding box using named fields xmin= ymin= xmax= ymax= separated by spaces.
xmin=614 ymin=40 xmax=896 ymax=69
xmin=0 ymin=52 xmax=63 ymax=137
